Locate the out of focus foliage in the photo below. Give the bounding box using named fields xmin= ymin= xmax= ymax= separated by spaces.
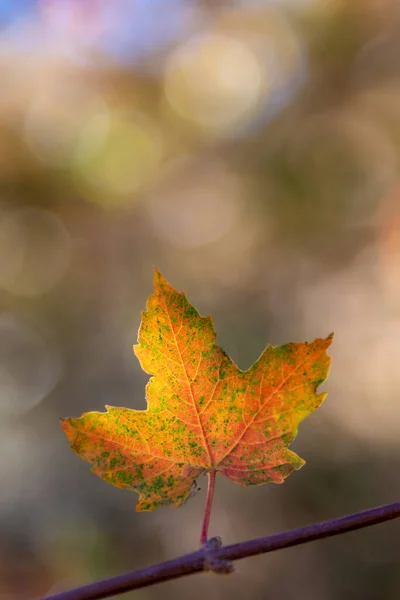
xmin=0 ymin=1 xmax=400 ymax=599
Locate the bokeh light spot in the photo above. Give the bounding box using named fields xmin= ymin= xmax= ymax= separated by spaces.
xmin=164 ymin=33 xmax=264 ymax=135
xmin=0 ymin=313 xmax=64 ymax=419
xmin=146 ymin=156 xmax=243 ymax=247
xmin=24 ymin=79 xmax=109 ymax=167
xmin=0 ymin=207 xmax=72 ymax=296
xmin=73 ymin=111 xmax=163 ymax=207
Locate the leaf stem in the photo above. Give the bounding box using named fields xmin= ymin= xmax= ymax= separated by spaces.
xmin=200 ymin=470 xmax=217 ymax=545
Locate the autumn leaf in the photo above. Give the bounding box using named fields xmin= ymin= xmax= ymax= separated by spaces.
xmin=61 ymin=271 xmax=332 ymax=519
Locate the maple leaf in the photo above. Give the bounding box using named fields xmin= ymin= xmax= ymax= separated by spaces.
xmin=61 ymin=271 xmax=332 ymax=532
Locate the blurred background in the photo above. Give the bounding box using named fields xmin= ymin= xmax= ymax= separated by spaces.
xmin=0 ymin=0 xmax=399 ymax=598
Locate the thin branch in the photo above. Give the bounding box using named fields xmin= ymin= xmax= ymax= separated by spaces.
xmin=41 ymin=500 xmax=400 ymax=600
xmin=200 ymin=470 xmax=216 ymax=545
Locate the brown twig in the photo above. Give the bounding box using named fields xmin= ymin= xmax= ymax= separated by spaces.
xmin=41 ymin=500 xmax=400 ymax=600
